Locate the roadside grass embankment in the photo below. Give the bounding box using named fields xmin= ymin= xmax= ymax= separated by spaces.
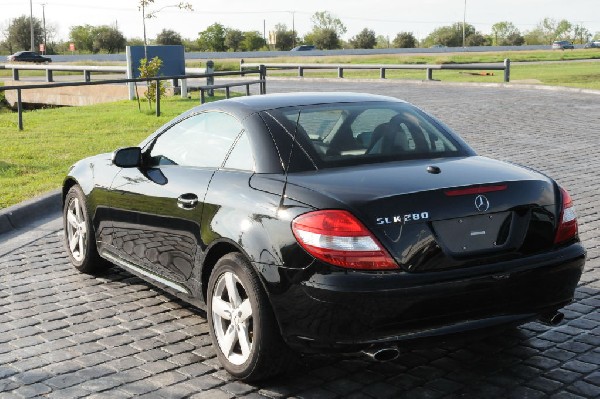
xmin=3 ymin=49 xmax=599 ymax=89
xmin=0 ymin=95 xmax=224 ymax=209
xmin=264 ymin=61 xmax=600 ymax=90
xmin=228 ymin=48 xmax=600 ymax=66
xmin=190 ymin=49 xmax=600 ymax=90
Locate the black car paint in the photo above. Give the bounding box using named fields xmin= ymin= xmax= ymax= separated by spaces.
xmin=64 ymin=93 xmax=585 ymax=352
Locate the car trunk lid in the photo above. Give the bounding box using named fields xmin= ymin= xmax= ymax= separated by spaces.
xmin=285 ymin=156 xmax=559 ymax=272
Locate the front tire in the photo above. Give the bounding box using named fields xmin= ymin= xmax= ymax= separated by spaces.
xmin=207 ymin=253 xmax=293 ymax=381
xmin=63 ymin=185 xmax=107 ymax=274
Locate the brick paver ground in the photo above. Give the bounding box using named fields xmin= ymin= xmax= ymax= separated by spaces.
xmin=1 ymin=80 xmax=599 ymax=398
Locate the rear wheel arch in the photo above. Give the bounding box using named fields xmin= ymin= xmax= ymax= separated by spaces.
xmin=206 ymin=250 xmax=296 ymax=380
xmin=201 ymin=240 xmax=257 ymax=302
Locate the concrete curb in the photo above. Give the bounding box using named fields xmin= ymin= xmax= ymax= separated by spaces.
xmin=0 ymin=189 xmax=62 ymax=235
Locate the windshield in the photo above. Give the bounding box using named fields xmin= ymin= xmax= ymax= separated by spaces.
xmin=267 ymin=102 xmax=469 ymax=169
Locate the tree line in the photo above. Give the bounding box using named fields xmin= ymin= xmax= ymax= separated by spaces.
xmin=1 ymin=11 xmax=599 ymax=55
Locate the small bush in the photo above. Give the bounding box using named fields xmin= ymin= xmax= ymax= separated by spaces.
xmin=138 ymin=56 xmax=166 ymax=110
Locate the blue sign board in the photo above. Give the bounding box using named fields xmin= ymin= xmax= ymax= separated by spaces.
xmin=126 ymin=45 xmax=185 ymax=78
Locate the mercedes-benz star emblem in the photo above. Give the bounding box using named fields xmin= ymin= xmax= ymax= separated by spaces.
xmin=475 ymin=195 xmax=490 ymax=212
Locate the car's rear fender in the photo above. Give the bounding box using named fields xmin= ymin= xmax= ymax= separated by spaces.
xmin=198 ymin=170 xmax=318 ymax=303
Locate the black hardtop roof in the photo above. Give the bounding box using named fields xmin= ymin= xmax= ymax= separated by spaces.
xmin=196 ymin=92 xmax=405 ymax=116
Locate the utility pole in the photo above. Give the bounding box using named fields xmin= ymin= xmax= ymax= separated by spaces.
xmin=41 ymin=3 xmax=47 ymax=54
xmin=29 ymin=0 xmax=34 ymax=51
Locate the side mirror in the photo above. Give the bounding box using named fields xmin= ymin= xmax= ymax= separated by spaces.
xmin=112 ymin=147 xmax=142 ymax=168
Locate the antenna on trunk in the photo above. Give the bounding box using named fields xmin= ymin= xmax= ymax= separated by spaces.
xmin=279 ymin=110 xmax=301 ymax=209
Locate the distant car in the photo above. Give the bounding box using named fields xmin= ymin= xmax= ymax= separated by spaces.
xmin=6 ymin=51 xmax=52 ymax=63
xmin=430 ymin=44 xmax=447 ymax=48
xmin=63 ymin=92 xmax=585 ymax=381
xmin=584 ymin=41 xmax=600 ymax=49
xmin=291 ymin=45 xmax=315 ymax=51
xmin=552 ymin=41 xmax=574 ymax=50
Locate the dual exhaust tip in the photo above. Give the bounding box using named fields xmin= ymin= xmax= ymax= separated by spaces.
xmin=361 ymin=311 xmax=565 ymax=362
xmin=538 ymin=311 xmax=564 ymax=326
xmin=361 ymin=346 xmax=400 ymax=362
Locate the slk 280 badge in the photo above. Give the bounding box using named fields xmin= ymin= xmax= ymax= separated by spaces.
xmin=376 ymin=212 xmax=430 ymax=225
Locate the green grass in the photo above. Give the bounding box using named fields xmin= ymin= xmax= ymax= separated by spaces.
xmin=0 ymin=94 xmax=226 ymax=209
xmin=511 ymin=62 xmax=600 ymax=89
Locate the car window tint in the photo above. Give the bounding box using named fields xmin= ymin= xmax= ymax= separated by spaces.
xmin=286 ymin=110 xmax=347 ymax=141
xmin=149 ymin=112 xmax=242 ymax=168
xmin=277 ymin=102 xmax=463 ymax=167
xmin=223 ymin=132 xmax=255 ymax=171
xmin=351 ymin=109 xmax=397 ymax=146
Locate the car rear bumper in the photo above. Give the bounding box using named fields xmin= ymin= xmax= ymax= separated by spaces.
xmin=263 ymin=243 xmax=586 ymax=352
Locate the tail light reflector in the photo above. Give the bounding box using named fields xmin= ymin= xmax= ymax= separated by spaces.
xmin=554 ymin=187 xmax=578 ymax=244
xmin=292 ymin=210 xmax=398 ymax=270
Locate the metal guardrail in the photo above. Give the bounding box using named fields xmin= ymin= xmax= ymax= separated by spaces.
xmin=2 ymin=64 xmax=127 ymax=82
xmin=198 ymin=79 xmax=265 ymax=104
xmin=0 ymin=64 xmax=209 ymax=83
xmin=242 ymin=59 xmax=511 ymax=82
xmin=0 ymin=67 xmax=267 ymax=130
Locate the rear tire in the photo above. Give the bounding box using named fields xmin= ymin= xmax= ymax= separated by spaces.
xmin=63 ymin=185 xmax=107 ymax=274
xmin=207 ymin=252 xmax=295 ymax=381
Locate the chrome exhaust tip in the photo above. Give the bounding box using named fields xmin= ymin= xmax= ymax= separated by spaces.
xmin=538 ymin=311 xmax=564 ymax=326
xmin=362 ymin=346 xmax=400 ymax=362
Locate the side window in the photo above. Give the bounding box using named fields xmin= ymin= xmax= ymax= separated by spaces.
xmin=149 ymin=112 xmax=243 ymax=168
xmin=223 ymin=132 xmax=255 ymax=171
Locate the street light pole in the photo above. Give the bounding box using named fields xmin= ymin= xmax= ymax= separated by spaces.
xmin=291 ymin=11 xmax=295 ymax=48
xmin=29 ymin=0 xmax=34 ymax=51
xmin=462 ymin=0 xmax=467 ymax=48
xmin=41 ymin=3 xmax=47 ymax=54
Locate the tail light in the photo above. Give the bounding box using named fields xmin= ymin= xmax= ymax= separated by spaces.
xmin=292 ymin=210 xmax=398 ymax=270
xmin=554 ymin=187 xmax=578 ymax=244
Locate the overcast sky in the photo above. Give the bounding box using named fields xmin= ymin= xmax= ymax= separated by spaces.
xmin=1 ymin=0 xmax=599 ymax=42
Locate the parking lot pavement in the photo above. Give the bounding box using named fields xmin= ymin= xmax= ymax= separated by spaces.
xmin=1 ymin=80 xmax=599 ymax=398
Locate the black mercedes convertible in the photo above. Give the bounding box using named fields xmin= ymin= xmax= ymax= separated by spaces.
xmin=63 ymin=93 xmax=585 ymax=380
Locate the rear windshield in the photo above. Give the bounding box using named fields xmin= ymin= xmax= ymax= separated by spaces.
xmin=268 ymin=102 xmax=469 ymax=168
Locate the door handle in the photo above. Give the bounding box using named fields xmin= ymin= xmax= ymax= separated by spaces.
xmin=177 ymin=193 xmax=198 ymax=210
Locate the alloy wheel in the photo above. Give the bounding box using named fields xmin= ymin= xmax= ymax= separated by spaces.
xmin=211 ymin=271 xmax=254 ymax=365
xmin=65 ymin=197 xmax=88 ymax=262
